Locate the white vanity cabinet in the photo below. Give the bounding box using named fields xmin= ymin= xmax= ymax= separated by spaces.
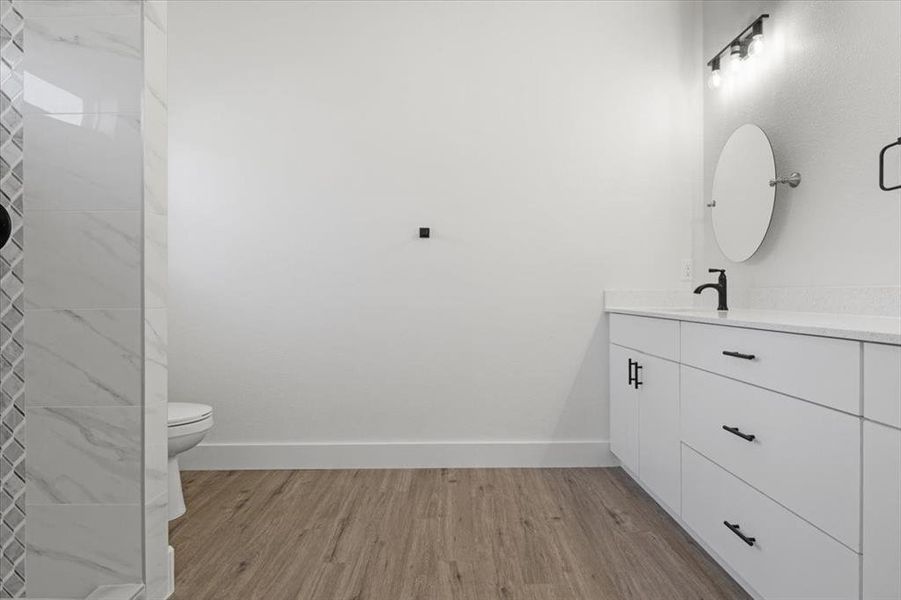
xmin=681 ymin=365 xmax=861 ymax=550
xmin=636 ymin=353 xmax=680 ymax=514
xmin=681 ymin=321 xmax=861 ymax=414
xmin=863 ymin=420 xmax=901 ymax=600
xmin=682 ymin=446 xmax=860 ymax=600
xmin=864 ymin=342 xmax=901 ymax=429
xmin=609 ymin=343 xmax=639 ymax=474
xmin=862 ymin=342 xmax=901 ymax=600
xmin=608 ymin=310 xmax=901 ymax=600
xmin=608 ymin=315 xmax=681 ymax=513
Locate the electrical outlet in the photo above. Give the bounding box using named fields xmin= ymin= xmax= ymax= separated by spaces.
xmin=680 ymin=259 xmax=693 ymax=282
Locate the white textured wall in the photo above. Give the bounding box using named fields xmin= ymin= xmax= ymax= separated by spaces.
xmin=169 ymin=0 xmax=701 ymax=466
xmin=696 ymin=0 xmax=901 ymax=308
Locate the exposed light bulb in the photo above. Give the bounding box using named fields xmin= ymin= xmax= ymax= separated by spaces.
xmin=729 ymin=48 xmax=744 ymax=72
xmin=748 ymin=34 xmax=764 ymax=56
xmin=707 ymin=56 xmax=722 ymax=89
xmin=748 ymin=19 xmax=765 ymax=57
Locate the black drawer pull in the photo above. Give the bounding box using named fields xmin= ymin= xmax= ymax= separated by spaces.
xmin=723 ymin=350 xmax=756 ymax=360
xmin=724 ymin=521 xmax=756 ymax=546
xmin=633 ymin=364 xmax=643 ymax=389
xmin=628 ymin=359 xmax=637 ymax=387
xmin=723 ymin=425 xmax=756 ymax=442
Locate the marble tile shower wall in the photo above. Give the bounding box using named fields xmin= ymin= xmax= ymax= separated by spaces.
xmin=18 ymin=0 xmax=147 ymax=597
xmin=1 ymin=1 xmax=26 ymax=597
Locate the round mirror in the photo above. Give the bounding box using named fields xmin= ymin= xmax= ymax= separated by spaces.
xmin=712 ymin=124 xmax=776 ymax=262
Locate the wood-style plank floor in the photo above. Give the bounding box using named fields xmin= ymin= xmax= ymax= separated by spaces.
xmin=170 ymin=468 xmax=749 ymax=600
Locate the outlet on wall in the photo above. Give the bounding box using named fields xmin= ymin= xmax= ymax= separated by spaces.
xmin=680 ymin=259 xmax=693 ymax=282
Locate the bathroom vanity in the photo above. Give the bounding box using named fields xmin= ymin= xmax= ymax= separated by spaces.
xmin=607 ymin=308 xmax=901 ymax=600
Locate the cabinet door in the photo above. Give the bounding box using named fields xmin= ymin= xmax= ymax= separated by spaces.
xmin=610 ymin=344 xmax=639 ymax=474
xmin=863 ymin=420 xmax=901 ymax=600
xmin=638 ymin=353 xmax=681 ymax=513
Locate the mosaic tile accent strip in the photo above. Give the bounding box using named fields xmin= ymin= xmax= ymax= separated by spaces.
xmin=0 ymin=0 xmax=25 ymax=597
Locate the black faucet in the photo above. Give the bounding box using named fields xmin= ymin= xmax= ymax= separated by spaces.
xmin=694 ymin=268 xmax=728 ymax=311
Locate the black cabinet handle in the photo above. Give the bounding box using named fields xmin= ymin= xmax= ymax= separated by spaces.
xmin=723 ymin=350 xmax=756 ymax=360
xmin=723 ymin=425 xmax=756 ymax=442
xmin=0 ymin=204 xmax=11 ymax=250
xmin=627 ymin=359 xmax=643 ymax=389
xmin=879 ymin=137 xmax=901 ymax=191
xmin=724 ymin=521 xmax=756 ymax=546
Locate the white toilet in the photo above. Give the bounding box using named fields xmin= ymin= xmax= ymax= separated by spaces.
xmin=167 ymin=402 xmax=214 ymax=520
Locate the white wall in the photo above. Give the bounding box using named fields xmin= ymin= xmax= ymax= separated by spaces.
xmin=169 ymin=0 xmax=701 ymax=467
xmin=696 ymin=0 xmax=901 ymax=310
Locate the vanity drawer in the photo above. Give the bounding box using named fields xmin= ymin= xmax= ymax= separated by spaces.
xmin=864 ymin=342 xmax=901 ymax=429
xmin=863 ymin=421 xmax=901 ymax=600
xmin=681 ymin=365 xmax=861 ymax=550
xmin=682 ymin=446 xmax=860 ymax=600
xmin=609 ymin=314 xmax=679 ymax=361
xmin=681 ymin=321 xmax=860 ymax=414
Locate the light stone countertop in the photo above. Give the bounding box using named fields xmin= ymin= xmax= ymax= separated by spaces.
xmin=606 ymin=307 xmax=901 ymax=345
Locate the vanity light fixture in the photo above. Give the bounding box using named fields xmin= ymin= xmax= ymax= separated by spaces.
xmin=706 ymin=14 xmax=769 ymax=88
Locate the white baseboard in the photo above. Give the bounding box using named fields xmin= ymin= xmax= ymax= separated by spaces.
xmin=179 ymin=440 xmax=616 ymax=470
xmin=167 ymin=545 xmax=175 ymax=600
